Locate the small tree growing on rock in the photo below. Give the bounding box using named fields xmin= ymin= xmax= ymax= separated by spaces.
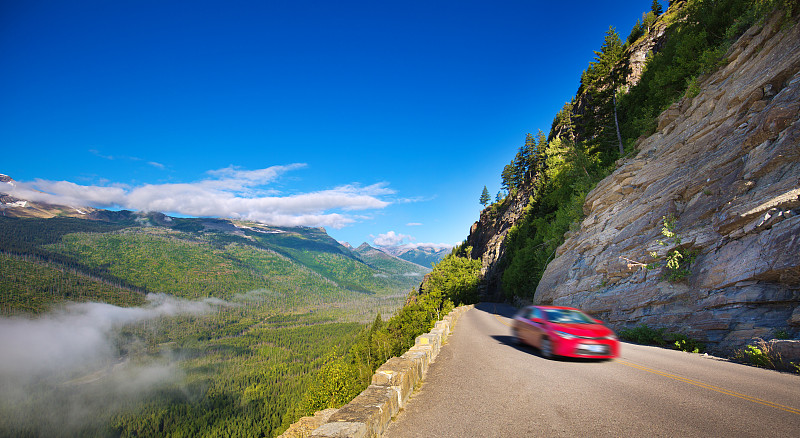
xmin=620 ymin=215 xmax=697 ymax=282
xmin=648 ymin=215 xmax=696 ymax=282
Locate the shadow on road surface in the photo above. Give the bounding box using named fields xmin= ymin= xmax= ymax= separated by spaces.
xmin=491 ymin=334 xmax=612 ymax=363
xmin=475 ymin=302 xmax=517 ymax=318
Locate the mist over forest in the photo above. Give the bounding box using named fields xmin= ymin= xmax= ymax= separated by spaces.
xmin=0 ymin=294 xmax=227 ymax=435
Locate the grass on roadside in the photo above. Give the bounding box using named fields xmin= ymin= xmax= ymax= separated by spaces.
xmin=618 ymin=324 xmax=704 ymax=353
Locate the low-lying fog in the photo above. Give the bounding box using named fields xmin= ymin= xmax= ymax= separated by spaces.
xmin=0 ymin=294 xmax=228 ymax=435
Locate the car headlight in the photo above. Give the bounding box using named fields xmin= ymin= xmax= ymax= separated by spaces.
xmin=554 ymin=330 xmax=577 ymax=340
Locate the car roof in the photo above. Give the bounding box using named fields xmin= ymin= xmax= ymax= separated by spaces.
xmin=533 ymin=305 xmax=580 ymax=311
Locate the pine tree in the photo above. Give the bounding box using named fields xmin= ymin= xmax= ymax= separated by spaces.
xmin=522 ymin=133 xmax=537 ymax=181
xmin=501 ymin=164 xmax=514 ymax=192
xmin=577 ymin=26 xmax=624 ymax=165
xmin=479 ymin=186 xmax=491 ymax=206
xmin=651 ymin=0 xmax=663 ymax=15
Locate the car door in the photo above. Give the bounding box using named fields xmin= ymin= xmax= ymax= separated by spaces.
xmin=528 ymin=307 xmax=546 ymax=348
xmin=515 ymin=306 xmax=536 ymax=345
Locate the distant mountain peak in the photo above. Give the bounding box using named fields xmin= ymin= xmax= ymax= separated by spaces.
xmin=356 ymin=242 xmax=373 ymax=251
xmin=375 ymin=243 xmax=450 ymax=267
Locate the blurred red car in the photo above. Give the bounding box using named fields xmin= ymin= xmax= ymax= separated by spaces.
xmin=511 ymin=305 xmax=619 ymax=359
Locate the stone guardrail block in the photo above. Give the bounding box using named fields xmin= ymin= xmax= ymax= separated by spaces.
xmin=399 ymin=348 xmax=430 ymax=382
xmin=284 ymin=305 xmax=474 ymax=438
xmin=280 ymin=409 xmax=338 ymax=438
xmin=314 ymin=384 xmax=398 ymax=438
xmin=371 ymin=356 xmax=419 ymax=409
xmin=434 ymin=320 xmax=450 ymax=342
xmin=311 ymin=422 xmax=367 ymax=438
xmin=414 ymin=333 xmax=441 ymax=360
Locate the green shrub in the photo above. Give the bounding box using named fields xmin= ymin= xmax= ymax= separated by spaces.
xmin=619 ymin=324 xmax=703 ymax=352
xmin=671 ymin=336 xmax=703 ymax=353
xmin=648 ymin=215 xmax=697 ymax=282
xmin=734 ymin=343 xmax=776 ymax=368
xmin=729 ymin=338 xmax=800 ymax=371
xmin=619 ymin=324 xmax=668 ymax=346
xmin=773 ymin=329 xmax=791 ymax=340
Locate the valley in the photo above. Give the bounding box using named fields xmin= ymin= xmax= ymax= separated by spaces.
xmin=0 ymin=212 xmax=434 ymax=437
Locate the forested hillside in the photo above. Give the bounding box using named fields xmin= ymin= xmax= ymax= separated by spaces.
xmin=0 ymin=214 xmax=424 ymax=314
xmin=0 ymin=207 xmax=480 ymax=437
xmin=0 ymin=210 xmax=442 ymax=437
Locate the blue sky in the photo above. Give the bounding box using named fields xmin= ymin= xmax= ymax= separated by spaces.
xmin=1 ymin=0 xmax=660 ymax=248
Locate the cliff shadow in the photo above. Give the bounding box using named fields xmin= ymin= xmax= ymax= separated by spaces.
xmin=475 ymin=302 xmax=518 ymax=318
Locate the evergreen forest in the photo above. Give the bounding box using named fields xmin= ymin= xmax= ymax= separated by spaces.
xmin=0 ymin=214 xmax=480 ymax=437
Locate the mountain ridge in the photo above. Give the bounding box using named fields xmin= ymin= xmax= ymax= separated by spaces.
xmin=0 ymin=182 xmax=425 ymax=315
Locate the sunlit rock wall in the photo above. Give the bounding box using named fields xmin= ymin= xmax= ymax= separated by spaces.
xmin=535 ymin=14 xmax=800 ymax=352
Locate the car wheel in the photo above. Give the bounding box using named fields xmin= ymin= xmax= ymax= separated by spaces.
xmin=540 ymin=337 xmax=553 ymax=359
xmin=511 ymin=328 xmax=521 ymax=345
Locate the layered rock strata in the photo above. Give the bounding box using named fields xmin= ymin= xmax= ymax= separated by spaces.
xmin=535 ymin=14 xmax=800 ymax=352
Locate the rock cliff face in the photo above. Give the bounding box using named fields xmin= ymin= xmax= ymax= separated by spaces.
xmin=466 ymin=9 xmax=674 ymax=304
xmin=535 ymin=15 xmax=800 ymax=352
xmin=465 ymin=188 xmax=532 ymax=302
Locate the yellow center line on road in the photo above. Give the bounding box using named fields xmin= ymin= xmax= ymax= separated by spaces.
xmin=494 ymin=314 xmax=511 ymax=326
xmin=617 ymin=359 xmax=800 ymax=416
xmin=494 ymin=308 xmax=799 ymax=415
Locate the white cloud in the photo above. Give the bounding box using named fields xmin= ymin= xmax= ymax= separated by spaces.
xmin=373 ymin=231 xmax=412 ymax=246
xmin=406 ymin=222 xmax=423 ymax=226
xmin=4 ymin=179 xmax=128 ymax=207
xmin=370 ymin=231 xmax=453 ymax=250
xmin=398 ymin=242 xmax=453 ymax=251
xmin=2 ymin=165 xmax=394 ymax=229
xmin=204 ymin=163 xmax=305 ymax=190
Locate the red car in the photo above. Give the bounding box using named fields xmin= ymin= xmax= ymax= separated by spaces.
xmin=511 ymin=305 xmax=619 ymax=359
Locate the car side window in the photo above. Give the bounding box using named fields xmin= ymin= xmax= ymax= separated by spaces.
xmin=533 ymin=308 xmax=542 ymax=320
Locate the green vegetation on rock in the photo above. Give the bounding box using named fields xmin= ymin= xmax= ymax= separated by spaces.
xmin=496 ymin=0 xmax=798 ymax=301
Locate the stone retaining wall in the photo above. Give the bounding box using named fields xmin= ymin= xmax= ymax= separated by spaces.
xmin=280 ymin=305 xmax=474 ymax=438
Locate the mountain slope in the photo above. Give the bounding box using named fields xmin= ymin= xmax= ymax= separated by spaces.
xmin=377 ymin=244 xmax=449 ymax=268
xmin=353 ymin=242 xmax=430 ymax=276
xmin=0 ymin=199 xmax=420 ymax=314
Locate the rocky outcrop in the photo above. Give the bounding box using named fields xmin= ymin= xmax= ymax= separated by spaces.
xmin=466 ymin=189 xmax=532 ymax=302
xmin=622 ymin=12 xmax=671 ymax=89
xmin=566 ymin=7 xmax=673 ymax=144
xmin=534 ymin=14 xmax=800 ymax=352
xmin=467 ymin=9 xmax=678 ymax=299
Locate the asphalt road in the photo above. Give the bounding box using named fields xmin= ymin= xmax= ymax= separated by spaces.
xmin=383 ymin=303 xmax=800 ymax=437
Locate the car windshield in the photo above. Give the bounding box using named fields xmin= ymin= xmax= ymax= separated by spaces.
xmin=543 ymin=309 xmax=595 ymax=324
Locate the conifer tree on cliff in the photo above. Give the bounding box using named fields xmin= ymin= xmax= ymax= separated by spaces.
xmin=480 ymin=186 xmax=490 ymax=206
xmin=501 ymin=164 xmax=515 ymax=192
xmin=651 ymin=0 xmax=663 ymax=15
xmin=577 ymin=26 xmax=624 ymax=165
